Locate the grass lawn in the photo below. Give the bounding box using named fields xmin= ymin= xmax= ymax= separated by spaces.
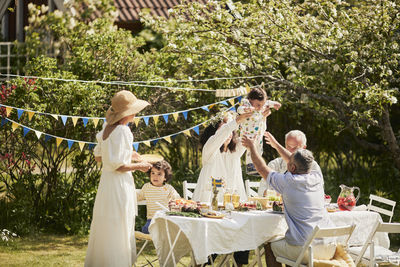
xmin=0 ymin=233 xmax=265 ymax=266
xmin=0 ymin=234 xmax=201 ymax=266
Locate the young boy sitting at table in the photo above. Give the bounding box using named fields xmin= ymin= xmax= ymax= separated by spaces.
xmin=137 ymin=160 xmax=180 ymax=234
xmin=242 ymin=132 xmax=335 ymax=266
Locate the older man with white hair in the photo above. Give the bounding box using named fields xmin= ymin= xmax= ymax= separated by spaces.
xmin=258 ymin=130 xmax=322 ymax=196
xmin=242 ymin=133 xmax=334 ymax=266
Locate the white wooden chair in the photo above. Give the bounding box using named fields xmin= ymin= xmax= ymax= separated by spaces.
xmin=367 ymin=194 xmax=396 ymax=223
xmin=245 ymin=179 xmax=260 ymax=197
xmin=134 ymin=189 xmax=157 ymax=267
xmin=349 ymin=221 xmax=400 ymax=267
xmin=183 ymin=180 xmax=197 ymax=200
xmin=276 ymin=224 xmax=356 ymax=267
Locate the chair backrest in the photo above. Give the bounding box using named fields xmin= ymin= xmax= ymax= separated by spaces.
xmin=367 ymin=194 xmax=396 ymax=222
xmin=183 ymin=180 xmax=197 ymax=200
xmin=294 ymin=224 xmax=356 ymax=266
xmin=355 ymin=221 xmax=400 ymax=265
xmin=245 ymin=179 xmax=260 ymax=197
xmin=136 ymin=189 xmax=146 ymax=205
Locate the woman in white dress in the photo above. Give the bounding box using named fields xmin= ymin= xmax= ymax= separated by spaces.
xmin=192 ymin=112 xmax=252 ymax=267
xmin=85 ymin=90 xmax=153 ymax=267
xmin=192 ymin=112 xmax=252 ymax=203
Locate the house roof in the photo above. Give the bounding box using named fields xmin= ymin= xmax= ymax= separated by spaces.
xmin=114 ymin=0 xmax=208 ymax=21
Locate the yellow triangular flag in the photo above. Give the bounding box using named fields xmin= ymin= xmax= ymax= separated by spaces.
xmin=51 ymin=114 xmax=58 ymax=120
xmin=228 ymin=99 xmax=235 ymax=106
xmin=133 ymin=117 xmax=140 ymax=127
xmin=71 ymin=117 xmax=79 ymax=127
xmin=56 ymin=138 xmax=63 ymax=147
xmin=6 ymin=107 xmax=12 ymax=116
xmin=11 ymin=122 xmax=18 ymax=132
xmin=164 ymin=136 xmax=172 ymax=143
xmin=92 ymin=118 xmax=99 ymax=127
xmin=209 ymin=104 xmax=215 ymax=109
xmin=172 ymin=113 xmax=179 ymax=122
xmin=143 ymin=141 xmax=151 ymax=147
xmin=246 ymin=84 xmax=251 ymax=93
xmin=183 ymin=130 xmax=191 ymax=137
xmin=78 ymin=142 xmax=85 ymax=151
xmin=34 ymin=130 xmax=42 ymax=139
xmin=202 ymin=122 xmax=208 ymax=127
xmin=153 ymin=116 xmax=159 ymax=125
xmin=27 ymin=111 xmax=35 ymax=121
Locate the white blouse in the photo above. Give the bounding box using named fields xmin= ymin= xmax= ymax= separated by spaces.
xmin=192 ymin=120 xmax=248 ymax=203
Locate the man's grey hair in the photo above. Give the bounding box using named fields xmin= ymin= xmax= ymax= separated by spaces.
xmin=285 ymin=130 xmax=307 ymax=147
xmin=292 ymin=149 xmax=314 ymax=174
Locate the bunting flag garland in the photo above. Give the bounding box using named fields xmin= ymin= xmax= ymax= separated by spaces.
xmin=56 ymin=137 xmax=63 ymax=148
xmin=17 ymin=109 xmax=24 ymax=119
xmin=92 ymin=118 xmax=100 ymax=127
xmin=11 ymin=122 xmax=18 ymax=131
xmin=78 ymin=142 xmax=85 ymax=151
xmin=153 ymin=116 xmax=159 ymax=124
xmin=163 ymin=115 xmax=169 ymax=124
xmin=72 ymin=117 xmax=79 ymax=126
xmin=0 ymin=102 xmax=239 ymax=151
xmin=133 ymin=117 xmax=140 ymax=127
xmin=6 ymin=107 xmax=12 ymax=116
xmin=172 ymin=113 xmax=179 ymax=122
xmin=0 ymin=96 xmax=241 ymax=128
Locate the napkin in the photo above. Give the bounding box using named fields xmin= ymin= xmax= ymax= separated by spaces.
xmin=352 ymin=204 xmax=367 ymax=211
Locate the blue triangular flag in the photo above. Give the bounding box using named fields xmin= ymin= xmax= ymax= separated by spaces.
xmin=67 ymin=140 xmax=74 ymax=150
xmin=201 ymin=106 xmax=209 ymax=112
xmin=238 ymin=96 xmax=242 ymax=103
xmin=229 ymin=106 xmax=236 ymax=112
xmin=1 ymin=118 xmax=8 ymax=126
xmin=82 ymin=118 xmax=89 ymax=127
xmin=221 ymin=101 xmax=228 ymax=106
xmin=133 ymin=143 xmax=139 ymax=151
xmin=171 ymin=134 xmax=178 ymax=140
xmin=163 ymin=115 xmax=169 ymax=124
xmin=17 ymin=109 xmax=24 ymax=119
xmin=23 ymin=127 xmax=30 ymax=136
xmin=143 ymin=117 xmax=149 ymax=126
xmin=193 ymin=126 xmax=200 ymax=135
xmin=152 ymin=139 xmax=158 ymax=146
xmin=88 ymin=143 xmax=96 ymax=150
xmin=44 ymin=135 xmax=52 ymax=142
xmin=61 ymin=116 xmax=68 ymax=125
xmin=182 ymin=111 xmax=188 ymax=120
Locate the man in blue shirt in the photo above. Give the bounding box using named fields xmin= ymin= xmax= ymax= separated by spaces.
xmin=242 ymin=132 xmax=334 ymax=266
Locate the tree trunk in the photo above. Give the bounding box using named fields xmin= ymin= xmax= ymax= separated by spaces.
xmin=379 ymin=106 xmax=400 ymax=171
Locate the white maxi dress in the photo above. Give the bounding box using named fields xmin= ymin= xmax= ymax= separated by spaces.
xmin=85 ymin=124 xmax=137 ymax=267
xmin=192 ymin=120 xmax=248 ymax=203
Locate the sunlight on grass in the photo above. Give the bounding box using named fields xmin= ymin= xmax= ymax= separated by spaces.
xmin=0 ymin=234 xmax=262 ymax=266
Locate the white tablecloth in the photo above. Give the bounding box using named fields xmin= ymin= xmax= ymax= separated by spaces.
xmin=149 ymin=210 xmax=389 ymax=265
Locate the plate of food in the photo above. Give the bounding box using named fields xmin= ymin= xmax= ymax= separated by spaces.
xmin=201 ymin=211 xmax=225 ymax=219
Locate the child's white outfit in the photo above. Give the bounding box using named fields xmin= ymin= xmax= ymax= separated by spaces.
xmin=85 ymin=124 xmax=137 ymax=267
xmin=137 ymin=183 xmax=180 ymax=219
xmin=237 ymin=99 xmax=275 ymax=175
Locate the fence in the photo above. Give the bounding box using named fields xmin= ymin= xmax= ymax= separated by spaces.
xmin=0 ymin=42 xmax=26 ymax=81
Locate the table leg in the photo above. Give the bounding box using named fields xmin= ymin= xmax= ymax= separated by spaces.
xmin=163 ymin=219 xmax=182 ymax=267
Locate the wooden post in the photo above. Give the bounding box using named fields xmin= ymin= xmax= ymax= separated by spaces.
xmin=1 ymin=12 xmax=9 ymax=41
xmin=16 ymin=0 xmax=24 ymax=42
xmin=48 ymin=0 xmax=55 ymax=12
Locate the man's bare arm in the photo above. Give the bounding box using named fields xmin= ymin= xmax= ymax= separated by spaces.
xmin=264 ymin=132 xmax=292 ymax=164
xmin=242 ymin=136 xmax=274 ymax=180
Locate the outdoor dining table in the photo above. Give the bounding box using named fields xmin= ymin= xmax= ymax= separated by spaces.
xmin=149 ymin=209 xmax=389 ymax=266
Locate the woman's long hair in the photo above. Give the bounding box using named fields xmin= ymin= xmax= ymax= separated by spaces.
xmin=200 ymin=120 xmax=238 ymax=153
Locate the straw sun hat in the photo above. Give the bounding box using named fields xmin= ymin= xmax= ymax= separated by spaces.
xmin=105 ymin=90 xmax=149 ymax=125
